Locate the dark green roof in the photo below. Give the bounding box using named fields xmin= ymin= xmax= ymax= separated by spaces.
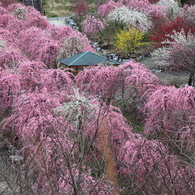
xmin=58 ymin=51 xmax=120 ymax=66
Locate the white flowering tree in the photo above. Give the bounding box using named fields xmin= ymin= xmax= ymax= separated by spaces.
xmin=152 ymin=29 xmax=195 ymax=85
xmin=156 ymin=0 xmax=181 ymax=18
xmin=106 ymin=6 xmax=152 ymax=31
xmin=179 ymin=4 xmax=195 ymax=26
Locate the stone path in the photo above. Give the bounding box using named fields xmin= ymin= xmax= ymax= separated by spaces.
xmin=47 ymin=16 xmax=69 ymax=26
xmin=140 ymin=57 xmax=189 ymax=87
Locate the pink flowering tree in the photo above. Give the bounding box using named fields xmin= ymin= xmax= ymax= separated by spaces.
xmin=81 ymin=15 xmax=107 ymax=36
xmin=0 ymin=0 xmax=15 ymax=8
xmin=57 ymin=35 xmax=94 ymax=60
xmin=144 ymin=85 xmax=195 ymax=153
xmin=0 ymin=28 xmax=19 ymax=45
xmin=0 ymin=14 xmax=25 ymax=42
xmin=76 ymin=60 xmax=162 ymax=122
xmin=17 ymin=60 xmax=47 ymax=92
xmin=2 ymin=92 xmax=62 ymax=142
xmin=2 ymin=89 xmax=121 ymax=194
xmin=0 ymin=40 xmax=28 ymax=69
xmin=97 ymin=0 xmax=123 ymax=17
xmin=19 ymin=27 xmax=61 ymax=68
xmin=117 ymin=135 xmax=195 ymax=194
xmin=0 ymin=68 xmax=21 ymax=118
xmin=0 ymin=4 xmax=8 ymax=14
xmin=120 ymin=0 xmax=151 ymax=10
xmin=121 ymin=61 xmax=162 ymax=119
xmin=7 ymin=3 xmax=28 ymax=20
xmin=46 ymin=25 xmax=78 ymax=41
xmin=25 ymin=6 xmax=49 ymax=29
xmin=40 ymin=68 xmax=74 ymax=96
xmin=76 ymin=65 xmax=124 ymax=104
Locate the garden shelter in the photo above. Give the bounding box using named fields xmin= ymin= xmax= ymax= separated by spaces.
xmin=58 ymin=51 xmax=120 ymax=74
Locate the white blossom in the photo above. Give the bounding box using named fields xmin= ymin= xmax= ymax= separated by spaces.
xmin=151 ymin=46 xmax=172 ymax=67
xmin=164 ymin=29 xmax=195 ymax=47
xmin=54 ymin=89 xmax=97 ymax=128
xmin=0 ymin=40 xmax=5 ymax=49
xmin=152 ymin=29 xmax=195 ymax=67
xmin=179 ymin=5 xmax=195 ymax=26
xmin=106 ymin=6 xmax=152 ymax=31
xmin=156 ymin=0 xmax=180 ymax=18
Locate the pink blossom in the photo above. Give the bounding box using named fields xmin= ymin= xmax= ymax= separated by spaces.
xmin=97 ymin=0 xmax=123 ymax=17
xmin=82 ymin=15 xmax=107 ymax=35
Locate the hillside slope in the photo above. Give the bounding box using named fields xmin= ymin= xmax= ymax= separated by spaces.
xmin=43 ymin=0 xmax=73 ymax=16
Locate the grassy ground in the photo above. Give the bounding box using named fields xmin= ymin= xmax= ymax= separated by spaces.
xmin=42 ymin=0 xmax=97 ymax=17
xmin=43 ymin=0 xmax=74 ymax=17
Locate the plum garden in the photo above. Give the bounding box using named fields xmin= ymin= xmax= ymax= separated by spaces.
xmin=0 ymin=0 xmax=195 ymax=194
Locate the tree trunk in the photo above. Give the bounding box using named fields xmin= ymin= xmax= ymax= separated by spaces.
xmin=188 ymin=73 xmax=195 ymax=86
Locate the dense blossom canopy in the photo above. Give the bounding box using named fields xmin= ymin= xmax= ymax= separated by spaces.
xmin=0 ymin=2 xmax=194 ymax=194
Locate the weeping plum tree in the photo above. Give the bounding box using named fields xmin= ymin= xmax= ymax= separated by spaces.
xmin=46 ymin=25 xmax=78 ymax=41
xmin=57 ymin=35 xmax=94 ymax=60
xmin=97 ymin=0 xmax=123 ymax=17
xmin=144 ymin=85 xmax=195 ymax=153
xmin=117 ymin=135 xmax=195 ymax=194
xmin=76 ymin=60 xmax=162 ymax=120
xmin=0 ymin=68 xmax=21 ymax=117
xmin=106 ymin=6 xmax=152 ymax=32
xmin=7 ymin=3 xmax=28 ymax=20
xmin=0 ymin=39 xmax=28 ymax=69
xmin=40 ymin=68 xmax=74 ymax=98
xmin=24 ymin=7 xmax=49 ymax=29
xmin=0 ymin=0 xmax=15 ymax=8
xmin=0 ymin=21 xmax=19 ymax=47
xmin=2 ymin=88 xmax=124 ymax=194
xmin=17 ymin=60 xmax=47 ymax=92
xmin=152 ymin=29 xmax=195 ymax=86
xmin=18 ymin=27 xmax=61 ymax=68
xmin=81 ymin=15 xmax=107 ymax=36
xmin=0 ymin=14 xmax=24 ymax=34
xmin=76 ymin=65 xmax=123 ymax=104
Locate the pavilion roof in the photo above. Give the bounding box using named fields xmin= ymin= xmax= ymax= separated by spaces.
xmin=58 ymin=51 xmax=120 ymax=67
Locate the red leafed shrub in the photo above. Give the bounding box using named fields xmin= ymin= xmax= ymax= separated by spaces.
xmin=149 ymin=16 xmax=195 ymax=48
xmin=71 ymin=0 xmax=89 ymax=18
